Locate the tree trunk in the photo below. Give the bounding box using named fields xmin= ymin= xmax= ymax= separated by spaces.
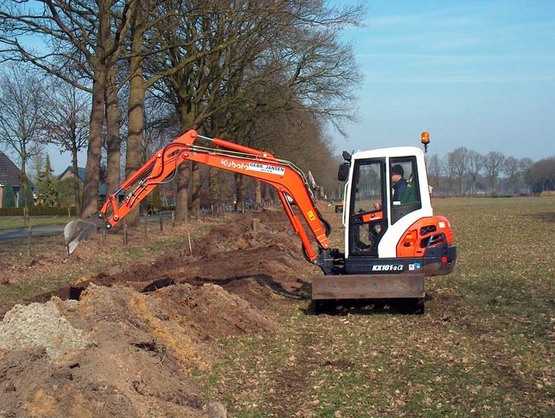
xmin=175 ymin=106 xmax=195 ymax=223
xmin=81 ymin=0 xmax=113 ymax=218
xmin=71 ymin=148 xmax=82 ymax=214
xmin=255 ymin=179 xmax=262 ymax=207
xmin=105 ymin=65 xmax=121 ymax=196
xmin=125 ymin=58 xmax=145 ymax=226
xmin=81 ymin=73 xmax=105 ymax=217
xmin=125 ymin=11 xmax=146 ymax=227
xmin=175 ymin=162 xmax=190 ymax=223
xmin=19 ymin=149 xmax=29 ymax=226
xmin=208 ymin=167 xmax=220 ymax=213
xmin=191 ymin=162 xmax=201 ymax=218
xmin=234 ymin=173 xmax=245 ymax=212
xmin=263 ymin=183 xmax=273 ymax=206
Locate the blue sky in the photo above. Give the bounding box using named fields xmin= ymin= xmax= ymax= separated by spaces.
xmin=332 ymin=0 xmax=555 ymax=161
xmin=41 ymin=0 xmax=554 ymax=173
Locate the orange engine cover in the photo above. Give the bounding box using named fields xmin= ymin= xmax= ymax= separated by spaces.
xmin=396 ymin=216 xmax=454 ymax=258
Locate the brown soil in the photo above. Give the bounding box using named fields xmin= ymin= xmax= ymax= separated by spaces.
xmin=0 ymin=209 xmax=324 ymax=417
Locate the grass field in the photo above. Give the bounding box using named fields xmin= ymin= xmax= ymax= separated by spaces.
xmin=196 ymin=197 xmax=555 ymax=417
xmin=1 ymin=197 xmax=553 ymax=417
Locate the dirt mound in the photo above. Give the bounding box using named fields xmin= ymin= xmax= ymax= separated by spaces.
xmin=0 ymin=300 xmax=90 ymax=360
xmin=0 ymin=282 xmax=277 ymax=417
xmin=72 ymin=211 xmax=316 ymax=296
xmin=0 ymin=209 xmax=318 ymax=417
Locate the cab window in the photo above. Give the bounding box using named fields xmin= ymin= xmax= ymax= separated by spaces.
xmin=390 ymin=157 xmax=421 ymax=224
xmin=352 ymin=160 xmax=383 ymax=215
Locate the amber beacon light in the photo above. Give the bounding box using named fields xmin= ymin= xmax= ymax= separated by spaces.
xmin=421 ymin=131 xmax=430 ymax=153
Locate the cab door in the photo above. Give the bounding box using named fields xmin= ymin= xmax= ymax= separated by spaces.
xmin=346 ymin=158 xmax=386 ymax=257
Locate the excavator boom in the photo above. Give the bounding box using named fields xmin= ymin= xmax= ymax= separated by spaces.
xmin=65 ymin=130 xmax=330 ymax=263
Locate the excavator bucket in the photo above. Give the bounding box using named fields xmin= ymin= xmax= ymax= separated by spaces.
xmin=64 ymin=218 xmax=103 ymax=256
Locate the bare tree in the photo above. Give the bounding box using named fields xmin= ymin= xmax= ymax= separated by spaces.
xmin=427 ymin=154 xmax=443 ymax=195
xmin=120 ymin=1 xmax=180 ymax=225
xmin=448 ymin=147 xmax=470 ymax=195
xmin=0 ymin=0 xmax=134 ymax=216
xmin=42 ymin=80 xmax=90 ymax=211
xmin=29 ymin=150 xmax=46 ymax=185
xmin=216 ymin=1 xmax=363 ymax=210
xmin=502 ymin=156 xmax=521 ymax=195
xmin=518 ymin=157 xmax=533 ymax=193
xmin=153 ymin=0 xmax=270 ymax=221
xmin=0 ymin=64 xmax=47 ymax=219
xmin=524 ymin=157 xmax=555 ymax=193
xmin=274 ymin=4 xmax=363 ymax=132
xmin=2 ymin=0 xmax=362 ymax=222
xmin=143 ymin=0 xmax=363 ymax=219
xmin=519 ymin=157 xmax=533 ymax=174
xmin=444 ymin=153 xmax=457 ymax=195
xmin=484 ymin=151 xmax=505 ymax=194
xmin=467 ymin=150 xmax=484 ymax=194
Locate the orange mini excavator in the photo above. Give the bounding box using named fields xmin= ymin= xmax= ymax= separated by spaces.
xmin=65 ymin=129 xmax=456 ymax=313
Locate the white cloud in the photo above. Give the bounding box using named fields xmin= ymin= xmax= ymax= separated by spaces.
xmin=362 ymin=74 xmax=555 ymax=84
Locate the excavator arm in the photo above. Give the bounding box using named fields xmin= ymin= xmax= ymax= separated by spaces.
xmin=65 ymin=130 xmax=331 ymax=263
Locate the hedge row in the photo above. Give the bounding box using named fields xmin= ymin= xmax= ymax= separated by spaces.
xmin=0 ymin=207 xmax=78 ymax=217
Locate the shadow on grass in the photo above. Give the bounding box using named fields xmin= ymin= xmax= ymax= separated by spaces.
xmin=305 ymin=296 xmax=428 ymax=316
xmin=519 ymin=211 xmax=555 ymax=223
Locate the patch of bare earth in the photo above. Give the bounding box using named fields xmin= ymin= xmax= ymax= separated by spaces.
xmin=0 ymin=210 xmax=320 ymax=417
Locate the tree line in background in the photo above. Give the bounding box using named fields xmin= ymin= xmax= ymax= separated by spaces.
xmin=0 ymin=0 xmax=363 ymax=220
xmin=425 ymin=149 xmax=554 ymax=196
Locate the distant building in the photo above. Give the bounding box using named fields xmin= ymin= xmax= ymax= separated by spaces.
xmin=0 ymin=151 xmax=35 ymax=208
xmin=58 ymin=166 xmax=122 ymax=200
xmin=58 ymin=166 xmax=87 ymax=183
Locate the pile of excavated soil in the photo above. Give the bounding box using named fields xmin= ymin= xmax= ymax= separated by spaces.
xmin=0 ymin=210 xmax=321 ymax=417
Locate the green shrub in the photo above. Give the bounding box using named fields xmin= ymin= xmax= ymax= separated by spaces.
xmin=2 ymin=183 xmax=16 ymax=208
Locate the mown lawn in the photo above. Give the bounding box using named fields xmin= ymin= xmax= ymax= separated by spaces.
xmin=0 ymin=215 xmax=72 ymax=230
xmin=197 ymin=197 xmax=555 ymax=417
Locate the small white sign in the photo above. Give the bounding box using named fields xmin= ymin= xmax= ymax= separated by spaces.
xmin=248 ymin=162 xmax=285 ymax=176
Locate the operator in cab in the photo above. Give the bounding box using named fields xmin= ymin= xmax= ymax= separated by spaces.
xmin=374 ymin=164 xmax=407 ymax=210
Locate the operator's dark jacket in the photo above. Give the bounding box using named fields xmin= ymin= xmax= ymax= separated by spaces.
xmin=393 ymin=178 xmax=408 ymax=202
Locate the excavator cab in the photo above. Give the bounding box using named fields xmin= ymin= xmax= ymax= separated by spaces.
xmin=312 ymin=147 xmax=456 ymax=310
xmin=345 ymin=150 xmax=424 ymax=260
xmin=339 ymin=147 xmax=454 ymax=271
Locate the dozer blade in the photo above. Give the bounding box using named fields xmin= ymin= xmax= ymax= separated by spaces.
xmin=64 ymin=217 xmax=104 ymax=256
xmin=311 ymin=273 xmax=425 ymax=300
